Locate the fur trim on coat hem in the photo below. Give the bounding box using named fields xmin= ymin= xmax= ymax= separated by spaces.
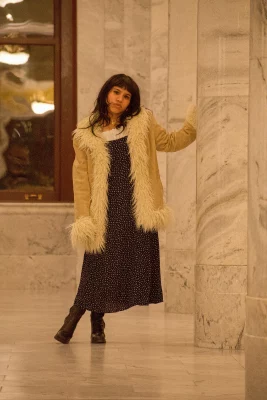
xmin=69 ymin=216 xmax=97 ymax=251
xmin=138 ymin=204 xmax=174 ymax=232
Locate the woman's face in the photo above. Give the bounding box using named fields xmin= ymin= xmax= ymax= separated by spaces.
xmin=106 ymin=86 xmax=131 ymax=116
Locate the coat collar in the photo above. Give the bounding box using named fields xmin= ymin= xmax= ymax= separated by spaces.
xmin=73 ymin=106 xmax=150 ymax=150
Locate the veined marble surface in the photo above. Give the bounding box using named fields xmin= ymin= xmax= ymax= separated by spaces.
xmin=77 ymin=0 xmax=105 ymax=120
xmin=164 ymin=250 xmax=194 ymax=314
xmin=123 ymin=0 xmax=151 ymax=106
xmin=248 ymin=56 xmax=267 ymax=298
xmin=198 ymin=0 xmax=249 ymax=98
xmin=246 ymin=1 xmax=267 ymax=397
xmin=150 ymin=0 xmax=168 ymax=258
xmin=195 ymin=265 xmax=247 ymax=294
xmin=197 ymin=96 xmax=248 ymax=266
xmin=250 ymin=0 xmax=267 ymax=60
xmin=165 ymin=0 xmax=197 ymax=314
xmin=195 ymin=264 xmax=246 ymax=349
xmin=0 ymin=204 xmax=75 ymax=290
xmin=195 ymin=291 xmax=246 ymax=349
xmin=196 ymin=0 xmax=249 ymax=349
xmin=0 ymin=255 xmax=76 ymax=290
xmin=0 ymin=204 xmax=74 ymax=256
xmin=104 ymin=0 xmax=124 ymax=79
xmin=167 ymin=143 xmax=196 ymax=250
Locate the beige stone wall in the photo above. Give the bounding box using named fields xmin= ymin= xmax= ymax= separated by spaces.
xmin=0 ymin=204 xmax=76 ymax=290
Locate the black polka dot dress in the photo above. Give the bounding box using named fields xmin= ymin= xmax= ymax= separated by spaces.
xmin=74 ymin=130 xmax=163 ymax=313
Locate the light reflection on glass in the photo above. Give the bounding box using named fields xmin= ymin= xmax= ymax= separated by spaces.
xmin=0 ymin=0 xmax=53 ymax=37
xmin=6 ymin=13 xmax=13 ymax=21
xmin=0 ymin=49 xmax=29 ymax=65
xmin=0 ymin=0 xmax=23 ymax=8
xmin=31 ymin=101 xmax=54 ymax=115
xmin=0 ymin=45 xmax=55 ymax=191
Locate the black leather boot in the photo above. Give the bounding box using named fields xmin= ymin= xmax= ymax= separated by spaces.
xmin=54 ymin=305 xmax=86 ymax=344
xmin=91 ymin=312 xmax=106 ymax=344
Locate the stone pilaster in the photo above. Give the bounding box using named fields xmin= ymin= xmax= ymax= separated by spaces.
xmin=246 ymin=0 xmax=267 ymax=397
xmin=195 ymin=0 xmax=249 ymax=348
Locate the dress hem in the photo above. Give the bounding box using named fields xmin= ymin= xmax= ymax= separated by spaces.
xmin=74 ymin=299 xmax=164 ymax=314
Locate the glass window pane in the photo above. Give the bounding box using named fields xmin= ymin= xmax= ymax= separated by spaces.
xmin=0 ymin=45 xmax=55 ymax=192
xmin=0 ymin=0 xmax=54 ymax=38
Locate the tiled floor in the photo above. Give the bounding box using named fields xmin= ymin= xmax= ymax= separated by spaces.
xmin=0 ymin=290 xmax=245 ymax=399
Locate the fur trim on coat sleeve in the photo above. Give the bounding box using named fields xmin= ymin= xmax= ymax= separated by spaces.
xmin=69 ymin=216 xmax=97 ymax=251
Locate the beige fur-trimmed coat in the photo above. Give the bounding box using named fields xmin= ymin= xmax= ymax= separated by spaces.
xmin=71 ymin=106 xmax=196 ymax=254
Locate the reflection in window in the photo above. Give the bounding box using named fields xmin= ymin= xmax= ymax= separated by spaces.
xmin=0 ymin=0 xmax=53 ymax=37
xmin=0 ymin=45 xmax=55 ymax=191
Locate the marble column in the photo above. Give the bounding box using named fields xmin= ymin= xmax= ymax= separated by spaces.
xmin=195 ymin=0 xmax=249 ymax=348
xmin=246 ymin=0 xmax=267 ymax=397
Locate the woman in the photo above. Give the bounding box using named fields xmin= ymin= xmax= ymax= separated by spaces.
xmin=54 ymin=74 xmax=196 ymax=344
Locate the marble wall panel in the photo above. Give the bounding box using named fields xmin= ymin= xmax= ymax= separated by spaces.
xmin=167 ymin=143 xmax=196 ymax=250
xmin=248 ymin=58 xmax=267 ymax=298
xmin=0 ymin=255 xmax=76 ymax=290
xmin=150 ymin=0 xmax=168 ymax=124
xmin=104 ymin=0 xmax=124 ymax=79
xmin=0 ymin=204 xmax=74 ymax=256
xmin=150 ymin=0 xmax=168 ymax=194
xmin=196 ymin=265 xmax=247 ymax=294
xmin=164 ymin=250 xmax=194 ymax=313
xmin=197 ymin=96 xmax=248 ymax=266
xmin=150 ymin=0 xmax=168 ymax=272
xmin=165 ymin=0 xmax=197 ymax=314
xmin=246 ymin=1 xmax=267 ymax=396
xmin=198 ymin=0 xmax=250 ymax=97
xmin=0 ymin=215 xmax=73 ymax=256
xmin=0 ymin=204 xmax=75 ymax=289
xmin=77 ymin=0 xmax=105 ymax=120
xmin=250 ymin=0 xmax=267 ymax=60
xmin=196 ymin=0 xmax=249 ymax=349
xmin=123 ymin=0 xmax=151 ymax=106
xmin=195 ymin=291 xmax=246 ymax=349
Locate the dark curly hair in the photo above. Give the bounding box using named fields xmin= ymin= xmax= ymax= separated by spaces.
xmin=88 ymin=74 xmax=141 ymax=135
